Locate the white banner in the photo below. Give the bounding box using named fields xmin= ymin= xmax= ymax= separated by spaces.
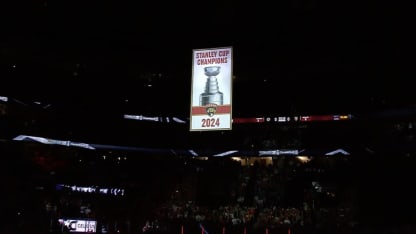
xmin=190 ymin=47 xmax=233 ymax=131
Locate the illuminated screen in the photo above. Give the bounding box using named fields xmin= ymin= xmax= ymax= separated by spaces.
xmin=58 ymin=219 xmax=97 ymax=233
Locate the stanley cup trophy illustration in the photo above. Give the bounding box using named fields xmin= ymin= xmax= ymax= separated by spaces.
xmin=199 ymin=66 xmax=223 ymax=106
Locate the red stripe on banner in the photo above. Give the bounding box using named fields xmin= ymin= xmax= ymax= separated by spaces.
xmin=192 ymin=105 xmax=231 ymax=115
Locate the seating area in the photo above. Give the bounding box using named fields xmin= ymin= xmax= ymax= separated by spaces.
xmin=2 ymin=140 xmax=416 ymax=233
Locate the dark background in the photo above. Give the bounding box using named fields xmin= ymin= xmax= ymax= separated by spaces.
xmin=0 ymin=1 xmax=414 ymax=151
xmin=1 ymin=1 xmax=416 ymax=231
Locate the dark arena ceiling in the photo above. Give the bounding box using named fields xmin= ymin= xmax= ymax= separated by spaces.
xmin=0 ymin=1 xmax=414 ymax=156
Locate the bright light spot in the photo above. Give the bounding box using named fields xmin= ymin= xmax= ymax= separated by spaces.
xmin=296 ymin=156 xmax=311 ymax=163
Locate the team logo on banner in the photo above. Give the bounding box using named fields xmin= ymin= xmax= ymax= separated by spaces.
xmin=205 ymin=104 xmax=217 ymax=117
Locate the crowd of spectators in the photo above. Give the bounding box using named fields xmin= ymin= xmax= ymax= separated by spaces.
xmin=2 ymin=142 xmax=416 ymax=234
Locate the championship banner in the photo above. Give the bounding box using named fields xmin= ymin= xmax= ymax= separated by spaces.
xmin=190 ymin=47 xmax=233 ymax=131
